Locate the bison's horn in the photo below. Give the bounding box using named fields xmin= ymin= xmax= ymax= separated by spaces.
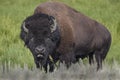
xmin=50 ymin=17 xmax=57 ymax=33
xmin=23 ymin=22 xmax=28 ymax=33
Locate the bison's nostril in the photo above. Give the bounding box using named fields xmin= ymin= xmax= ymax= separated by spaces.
xmin=35 ymin=47 xmax=45 ymax=53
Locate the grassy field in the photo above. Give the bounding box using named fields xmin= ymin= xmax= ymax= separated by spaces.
xmin=0 ymin=0 xmax=120 ymax=78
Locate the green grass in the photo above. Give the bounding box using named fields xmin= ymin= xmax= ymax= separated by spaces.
xmin=0 ymin=0 xmax=120 ymax=68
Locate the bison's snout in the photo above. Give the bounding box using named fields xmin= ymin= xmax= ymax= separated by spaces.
xmin=35 ymin=46 xmax=46 ymax=59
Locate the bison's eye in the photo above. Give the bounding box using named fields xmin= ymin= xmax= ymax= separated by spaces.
xmin=25 ymin=23 xmax=30 ymax=29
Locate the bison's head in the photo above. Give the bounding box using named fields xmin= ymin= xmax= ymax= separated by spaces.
xmin=20 ymin=13 xmax=60 ymax=68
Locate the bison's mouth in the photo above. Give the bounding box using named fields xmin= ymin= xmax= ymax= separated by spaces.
xmin=37 ymin=54 xmax=44 ymax=58
xmin=35 ymin=52 xmax=48 ymax=68
xmin=36 ymin=53 xmax=45 ymax=61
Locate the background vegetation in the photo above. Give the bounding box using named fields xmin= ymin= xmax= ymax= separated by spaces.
xmin=0 ymin=0 xmax=120 ymax=77
xmin=1 ymin=62 xmax=120 ymax=80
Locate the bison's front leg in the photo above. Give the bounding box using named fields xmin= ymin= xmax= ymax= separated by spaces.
xmin=60 ymin=52 xmax=76 ymax=68
xmin=35 ymin=61 xmax=40 ymax=68
xmin=48 ymin=60 xmax=55 ymax=72
xmin=35 ymin=60 xmax=45 ymax=71
xmin=34 ymin=58 xmax=54 ymax=73
xmin=43 ymin=58 xmax=55 ymax=73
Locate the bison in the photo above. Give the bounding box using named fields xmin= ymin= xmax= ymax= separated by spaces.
xmin=20 ymin=2 xmax=111 ymax=72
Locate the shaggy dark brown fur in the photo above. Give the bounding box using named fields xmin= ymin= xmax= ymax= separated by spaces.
xmin=20 ymin=2 xmax=111 ymax=72
xmin=34 ymin=2 xmax=111 ymax=69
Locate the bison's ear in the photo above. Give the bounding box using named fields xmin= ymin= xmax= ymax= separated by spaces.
xmin=22 ymin=22 xmax=29 ymax=33
xmin=49 ymin=16 xmax=57 ymax=33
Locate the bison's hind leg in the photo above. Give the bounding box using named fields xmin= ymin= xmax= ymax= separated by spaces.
xmin=95 ymin=40 xmax=111 ymax=71
xmin=94 ymin=49 xmax=104 ymax=71
xmin=89 ymin=52 xmax=94 ymax=65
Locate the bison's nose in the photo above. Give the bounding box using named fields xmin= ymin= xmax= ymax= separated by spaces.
xmin=35 ymin=46 xmax=45 ymax=54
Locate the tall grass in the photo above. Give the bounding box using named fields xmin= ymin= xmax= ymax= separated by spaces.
xmin=0 ymin=62 xmax=120 ymax=80
xmin=0 ymin=0 xmax=120 ymax=70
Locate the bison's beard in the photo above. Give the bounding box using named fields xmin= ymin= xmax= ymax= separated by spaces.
xmin=36 ymin=51 xmax=49 ymax=67
xmin=35 ymin=55 xmax=48 ymax=70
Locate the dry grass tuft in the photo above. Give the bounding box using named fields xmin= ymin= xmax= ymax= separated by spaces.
xmin=0 ymin=62 xmax=120 ymax=80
